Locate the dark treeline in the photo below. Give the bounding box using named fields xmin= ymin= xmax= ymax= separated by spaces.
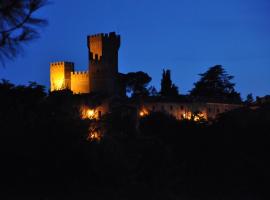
xmin=0 ymin=80 xmax=270 ymax=199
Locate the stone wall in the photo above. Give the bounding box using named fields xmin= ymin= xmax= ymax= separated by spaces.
xmin=50 ymin=62 xmax=74 ymax=91
xmin=140 ymin=102 xmax=241 ymax=120
xmin=71 ymin=71 xmax=90 ymax=94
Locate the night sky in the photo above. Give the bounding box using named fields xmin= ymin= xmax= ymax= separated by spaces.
xmin=1 ymin=0 xmax=270 ymax=98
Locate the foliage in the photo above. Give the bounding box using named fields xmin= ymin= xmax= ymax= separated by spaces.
xmin=190 ymin=65 xmax=241 ymax=103
xmin=0 ymin=0 xmax=48 ymax=65
xmin=147 ymin=85 xmax=158 ymax=96
xmin=125 ymin=71 xmax=152 ymax=97
xmin=139 ymin=111 xmax=179 ymax=137
xmin=245 ymin=93 xmax=254 ymax=105
xmin=160 ymin=69 xmax=179 ymax=97
xmin=0 ymin=80 xmax=269 ymax=199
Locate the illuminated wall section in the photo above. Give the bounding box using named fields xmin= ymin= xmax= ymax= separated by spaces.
xmin=71 ymin=71 xmax=90 ymax=94
xmin=50 ymin=62 xmax=74 ymax=91
xmin=88 ymin=34 xmax=103 ymax=59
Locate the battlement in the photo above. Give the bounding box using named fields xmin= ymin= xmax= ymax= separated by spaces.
xmin=87 ymin=32 xmax=120 ymax=40
xmin=71 ymin=70 xmax=89 ymax=94
xmin=89 ymin=53 xmax=103 ymax=64
xmin=71 ymin=71 xmax=89 ymax=76
xmin=87 ymin=32 xmax=120 ymax=61
xmin=50 ymin=61 xmax=74 ymax=67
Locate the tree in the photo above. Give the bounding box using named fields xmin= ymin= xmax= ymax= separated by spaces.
xmin=0 ymin=0 xmax=48 ymax=65
xmin=190 ymin=65 xmax=241 ymax=103
xmin=245 ymin=93 xmax=254 ymax=105
xmin=148 ymin=85 xmax=158 ymax=96
xmin=125 ymin=71 xmax=152 ymax=97
xmin=160 ymin=69 xmax=179 ymax=97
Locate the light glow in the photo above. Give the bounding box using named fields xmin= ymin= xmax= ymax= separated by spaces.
xmin=139 ymin=108 xmax=149 ymax=117
xmin=54 ymin=79 xmax=64 ymax=90
xmin=87 ymin=124 xmax=102 ymax=142
xmin=88 ymin=131 xmax=102 ymax=141
xmin=87 ymin=109 xmax=95 ymax=119
xmin=182 ymin=111 xmax=207 ymax=121
xmin=81 ymin=106 xmax=98 ymax=120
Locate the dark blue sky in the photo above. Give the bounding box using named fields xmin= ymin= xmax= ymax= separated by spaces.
xmin=1 ymin=0 xmax=270 ymax=98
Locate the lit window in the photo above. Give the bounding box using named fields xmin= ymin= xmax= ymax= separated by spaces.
xmin=87 ymin=109 xmax=95 ymax=118
xmin=139 ymin=108 xmax=149 ymax=117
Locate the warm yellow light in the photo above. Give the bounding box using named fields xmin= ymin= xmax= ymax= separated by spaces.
xmin=87 ymin=109 xmax=95 ymax=119
xmin=194 ymin=112 xmax=207 ymax=121
xmin=88 ymin=131 xmax=101 ymax=141
xmin=54 ymin=79 xmax=64 ymax=90
xmin=87 ymin=125 xmax=102 ymax=142
xmin=81 ymin=106 xmax=98 ymax=120
xmin=139 ymin=108 xmax=149 ymax=117
xmin=182 ymin=112 xmax=207 ymax=121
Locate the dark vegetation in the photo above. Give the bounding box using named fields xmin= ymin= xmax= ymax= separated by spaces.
xmin=190 ymin=65 xmax=242 ymax=103
xmin=0 ymin=79 xmax=269 ymax=199
xmin=124 ymin=71 xmax=152 ymax=97
xmin=160 ymin=69 xmax=179 ymax=97
xmin=0 ymin=0 xmax=48 ymax=65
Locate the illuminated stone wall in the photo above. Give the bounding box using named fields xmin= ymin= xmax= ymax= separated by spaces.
xmin=71 ymin=71 xmax=90 ymax=94
xmin=88 ymin=34 xmax=103 ymax=59
xmin=205 ymin=103 xmax=241 ymax=119
xmin=140 ymin=102 xmax=241 ymax=120
xmin=50 ymin=62 xmax=74 ymax=91
xmin=50 ymin=62 xmax=90 ymax=94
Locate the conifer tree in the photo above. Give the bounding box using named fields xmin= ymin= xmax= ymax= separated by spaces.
xmin=190 ymin=65 xmax=241 ymax=103
xmin=160 ymin=69 xmax=179 ymax=97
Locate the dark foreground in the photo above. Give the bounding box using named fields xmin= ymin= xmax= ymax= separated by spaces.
xmin=0 ymin=82 xmax=269 ymax=199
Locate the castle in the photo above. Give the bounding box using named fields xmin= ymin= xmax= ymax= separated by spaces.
xmin=50 ymin=32 xmax=240 ymax=121
xmin=50 ymin=32 xmax=123 ymax=96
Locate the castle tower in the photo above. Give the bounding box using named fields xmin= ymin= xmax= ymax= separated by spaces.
xmin=50 ymin=62 xmax=74 ymax=91
xmin=87 ymin=32 xmax=120 ymax=96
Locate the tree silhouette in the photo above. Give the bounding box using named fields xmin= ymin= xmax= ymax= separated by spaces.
xmin=148 ymin=85 xmax=158 ymax=96
xmin=0 ymin=0 xmax=48 ymax=65
xmin=245 ymin=93 xmax=254 ymax=105
xmin=125 ymin=71 xmax=152 ymax=97
xmin=190 ymin=65 xmax=241 ymax=103
xmin=160 ymin=69 xmax=179 ymax=97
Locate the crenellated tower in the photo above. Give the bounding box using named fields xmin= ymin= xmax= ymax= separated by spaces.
xmin=87 ymin=32 xmax=121 ymax=96
xmin=50 ymin=62 xmax=74 ymax=91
